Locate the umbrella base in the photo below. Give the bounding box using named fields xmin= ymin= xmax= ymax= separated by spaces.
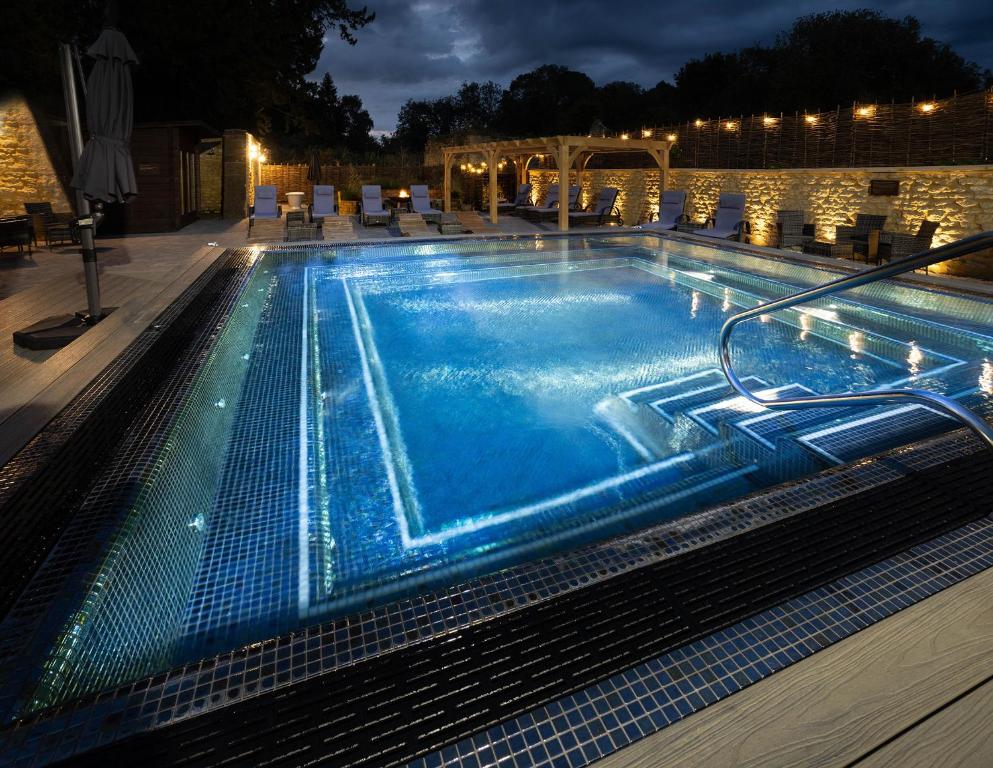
xmin=13 ymin=308 xmax=116 ymax=350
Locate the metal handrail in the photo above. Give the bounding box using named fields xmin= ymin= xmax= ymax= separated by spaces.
xmin=719 ymin=231 xmax=993 ymax=452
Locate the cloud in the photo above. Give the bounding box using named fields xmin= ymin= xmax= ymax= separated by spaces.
xmin=313 ymin=0 xmax=993 ymax=132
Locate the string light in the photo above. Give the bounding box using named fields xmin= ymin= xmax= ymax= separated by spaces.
xmin=804 ymin=114 xmax=818 ymax=125
xmin=724 ymin=120 xmax=737 ymax=131
xmin=641 ymin=129 xmax=653 ymax=138
xmin=666 ymin=133 xmax=677 ymax=142
xmin=694 ymin=119 xmax=704 ymax=127
xmin=762 ymin=115 xmax=777 ymax=126
xmin=620 ymin=133 xmax=630 ymax=140
xmin=919 ymin=102 xmax=936 ymax=113
xmin=856 ymin=105 xmax=876 ymax=118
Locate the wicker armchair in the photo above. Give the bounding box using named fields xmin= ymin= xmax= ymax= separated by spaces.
xmin=883 ymin=220 xmax=939 ymax=260
xmin=774 ymin=210 xmax=814 ymax=250
xmin=24 ymin=202 xmax=76 ymax=246
xmin=835 ymin=213 xmax=887 ymax=243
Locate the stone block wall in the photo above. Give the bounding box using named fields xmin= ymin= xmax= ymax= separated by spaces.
xmin=0 ymin=95 xmax=73 ymax=217
xmin=221 ymin=129 xmax=257 ymax=219
xmin=199 ymin=142 xmax=222 ymax=215
xmin=531 ymin=165 xmax=993 ymax=278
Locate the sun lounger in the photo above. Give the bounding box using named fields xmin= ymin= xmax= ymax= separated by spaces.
xmin=640 ymin=190 xmax=687 ymax=231
xmin=309 ymin=185 xmax=336 ymax=222
xmin=248 ymin=185 xmax=282 ymax=236
xmin=569 ymin=187 xmax=621 ymax=226
xmin=410 ymin=184 xmax=442 ymax=224
xmin=361 ymin=185 xmax=391 ymax=226
xmin=499 ymin=184 xmax=532 ymax=214
xmin=694 ymin=193 xmax=749 ymax=241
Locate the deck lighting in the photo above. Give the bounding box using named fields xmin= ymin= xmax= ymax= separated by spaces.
xmin=919 ymin=101 xmax=936 ymax=113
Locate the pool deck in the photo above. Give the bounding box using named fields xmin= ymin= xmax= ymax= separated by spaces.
xmin=1 ymin=215 xmax=992 ymax=766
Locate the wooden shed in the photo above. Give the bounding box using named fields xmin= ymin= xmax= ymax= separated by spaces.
xmin=99 ymin=121 xmax=220 ymax=234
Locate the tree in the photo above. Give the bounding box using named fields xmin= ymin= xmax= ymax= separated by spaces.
xmin=0 ymin=0 xmax=375 ymax=154
xmin=497 ymin=66 xmax=598 ymax=136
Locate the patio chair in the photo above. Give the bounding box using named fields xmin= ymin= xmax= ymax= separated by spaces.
xmin=775 ymin=210 xmax=815 ymax=250
xmin=410 ymin=184 xmax=442 ymax=224
xmin=569 ymin=187 xmax=621 ymax=227
xmin=640 ymin=190 xmax=687 ymax=231
xmin=248 ymin=185 xmax=281 ymax=235
xmin=694 ymin=193 xmax=750 ymax=241
xmin=309 ymin=185 xmax=336 ymax=222
xmin=499 ymin=184 xmax=532 ymax=215
xmin=516 ymin=185 xmax=560 ymax=220
xmin=836 ymin=213 xmax=888 ymax=262
xmin=881 ymin=220 xmax=939 ymax=268
xmin=0 ymin=216 xmax=34 ymax=259
xmin=24 ymin=201 xmax=75 ymax=246
xmin=360 ymin=185 xmax=391 ymax=227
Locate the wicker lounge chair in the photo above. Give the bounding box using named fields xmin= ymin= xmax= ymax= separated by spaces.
xmin=694 ymin=193 xmax=750 ymax=241
xmin=499 ymin=184 xmax=532 ymax=215
xmin=775 ymin=210 xmax=815 ymax=250
xmin=248 ymin=186 xmax=282 ymax=235
xmin=360 ymin=185 xmax=391 ymax=226
xmin=516 ymin=186 xmax=560 ymax=220
xmin=309 ymin=185 xmax=336 ymax=222
xmin=641 ymin=190 xmax=687 ymax=231
xmin=410 ymin=185 xmax=442 ymax=224
xmin=569 ymin=187 xmax=621 ymax=227
xmin=24 ymin=202 xmax=75 ymax=246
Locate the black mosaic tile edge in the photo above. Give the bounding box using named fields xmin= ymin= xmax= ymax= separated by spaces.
xmin=44 ymin=446 xmax=993 ymax=768
xmin=0 ymin=249 xmax=258 ymax=716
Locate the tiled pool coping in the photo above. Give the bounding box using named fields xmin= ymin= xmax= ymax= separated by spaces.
xmin=0 ymin=234 xmax=990 ymax=765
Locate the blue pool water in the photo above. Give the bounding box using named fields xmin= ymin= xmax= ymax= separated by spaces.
xmin=9 ymin=233 xmax=993 ymax=714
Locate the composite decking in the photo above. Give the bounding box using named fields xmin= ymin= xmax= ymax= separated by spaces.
xmin=0 ymin=214 xmax=991 ymax=766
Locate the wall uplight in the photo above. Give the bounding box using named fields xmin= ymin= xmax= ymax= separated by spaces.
xmin=918 ymin=101 xmax=936 ymax=113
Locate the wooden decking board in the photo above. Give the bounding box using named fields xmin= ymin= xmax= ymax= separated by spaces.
xmin=851 ymin=675 xmax=993 ymax=768
xmin=596 ymin=564 xmax=993 ymax=768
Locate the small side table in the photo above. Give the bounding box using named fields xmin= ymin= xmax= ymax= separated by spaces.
xmin=803 ymin=240 xmax=854 ymax=260
xmin=286 ymin=191 xmax=305 ymax=212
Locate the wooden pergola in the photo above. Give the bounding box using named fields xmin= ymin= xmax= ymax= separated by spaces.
xmin=441 ymin=135 xmax=674 ymax=231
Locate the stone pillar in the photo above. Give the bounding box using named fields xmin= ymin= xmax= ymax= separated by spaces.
xmin=222 ymin=129 xmax=255 ymax=219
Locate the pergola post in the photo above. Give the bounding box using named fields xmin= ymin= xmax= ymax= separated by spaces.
xmin=661 ymin=143 xmax=670 ymax=195
xmin=443 ymin=152 xmax=453 ymax=213
xmin=487 ymin=148 xmax=499 ymax=223
xmin=557 ymin=139 xmax=570 ymax=232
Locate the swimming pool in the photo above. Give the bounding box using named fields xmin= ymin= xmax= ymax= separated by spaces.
xmin=6 ymin=233 xmax=993 ymax=717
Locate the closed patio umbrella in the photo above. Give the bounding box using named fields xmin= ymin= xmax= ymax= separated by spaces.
xmin=13 ymin=29 xmax=138 ymax=350
xmin=71 ymin=28 xmax=139 ymax=203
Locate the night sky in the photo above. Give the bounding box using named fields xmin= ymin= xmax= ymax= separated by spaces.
xmin=312 ymin=0 xmax=993 ymax=134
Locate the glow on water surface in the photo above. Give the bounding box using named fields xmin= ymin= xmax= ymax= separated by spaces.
xmin=11 ymin=233 xmax=993 ymax=713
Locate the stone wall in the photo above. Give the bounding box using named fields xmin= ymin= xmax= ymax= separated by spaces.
xmin=199 ymin=142 xmax=222 ymax=215
xmin=221 ymin=129 xmax=257 ymax=219
xmin=0 ymin=95 xmax=73 ymax=217
xmin=531 ymin=165 xmax=993 ymax=278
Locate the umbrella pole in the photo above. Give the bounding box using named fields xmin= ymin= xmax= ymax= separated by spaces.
xmin=59 ymin=43 xmax=103 ymax=323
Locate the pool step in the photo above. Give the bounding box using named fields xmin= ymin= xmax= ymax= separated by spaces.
xmin=797 ymin=404 xmax=958 ymax=465
xmin=686 ymin=384 xmax=816 ymax=436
